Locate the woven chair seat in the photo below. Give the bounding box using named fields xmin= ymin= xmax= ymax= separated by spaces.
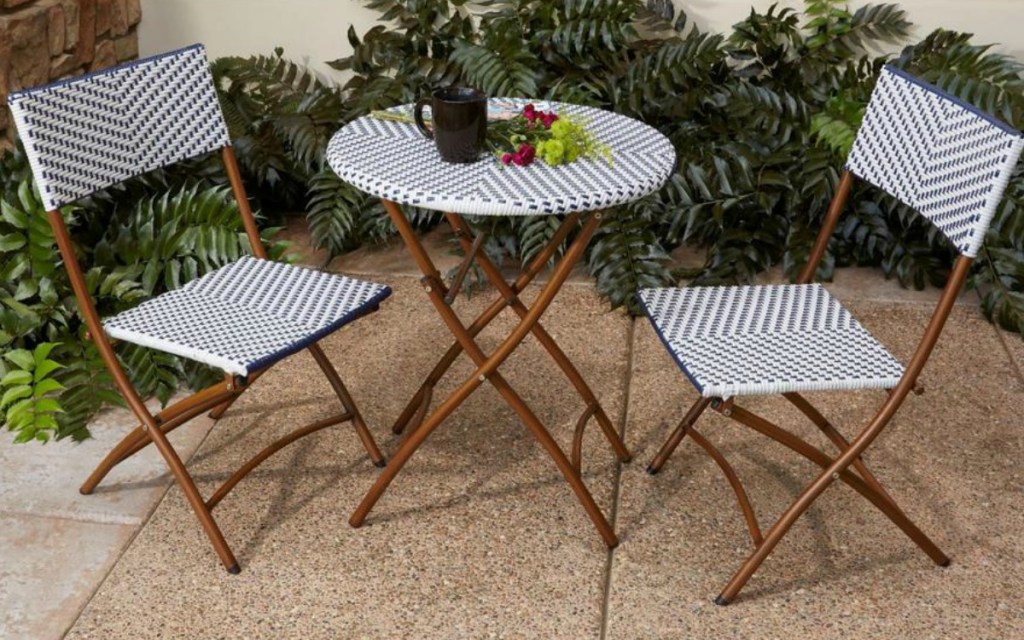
xmin=638 ymin=283 xmax=904 ymax=398
xmin=104 ymin=257 xmax=391 ymax=376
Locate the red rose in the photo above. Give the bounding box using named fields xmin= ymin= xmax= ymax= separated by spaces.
xmin=539 ymin=112 xmax=558 ymax=128
xmin=513 ymin=142 xmax=536 ymax=166
xmin=523 ymin=103 xmax=538 ymax=122
xmin=501 ymin=153 xmax=513 ymax=165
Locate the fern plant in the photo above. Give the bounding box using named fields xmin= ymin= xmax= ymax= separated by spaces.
xmin=0 ymin=142 xmax=287 ymax=443
xmin=238 ymin=0 xmax=1020 ymax=334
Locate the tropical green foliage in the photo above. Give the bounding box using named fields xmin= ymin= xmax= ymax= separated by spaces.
xmin=0 ymin=145 xmax=285 ymax=443
xmin=216 ymin=0 xmax=1023 ymax=336
xmin=0 ymin=343 xmax=66 ymax=443
xmin=3 ymin=0 xmax=1023 ymax=443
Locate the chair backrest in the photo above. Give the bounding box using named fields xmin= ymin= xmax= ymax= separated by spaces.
xmin=7 ymin=44 xmax=230 ymax=212
xmin=847 ymin=65 xmax=1024 ymax=258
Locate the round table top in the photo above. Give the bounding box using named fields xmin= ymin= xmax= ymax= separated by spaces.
xmin=326 ymin=99 xmax=676 ymax=217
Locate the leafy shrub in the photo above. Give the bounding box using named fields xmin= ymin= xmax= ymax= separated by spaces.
xmin=4 ymin=0 xmax=1023 ymax=443
xmin=219 ymin=0 xmax=1024 ymax=336
xmin=0 ymin=145 xmax=286 ymax=442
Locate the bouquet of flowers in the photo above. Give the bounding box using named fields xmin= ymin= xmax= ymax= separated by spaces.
xmin=488 ymin=103 xmax=612 ymax=168
xmin=370 ymin=101 xmax=611 ymax=167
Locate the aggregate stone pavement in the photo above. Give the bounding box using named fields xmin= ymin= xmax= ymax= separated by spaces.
xmin=3 ymin=240 xmax=1022 ymax=638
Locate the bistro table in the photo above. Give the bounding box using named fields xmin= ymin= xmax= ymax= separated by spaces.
xmin=327 ymin=99 xmax=676 ymax=547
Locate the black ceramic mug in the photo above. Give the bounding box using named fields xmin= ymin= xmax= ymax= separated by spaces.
xmin=414 ymin=87 xmax=487 ymax=163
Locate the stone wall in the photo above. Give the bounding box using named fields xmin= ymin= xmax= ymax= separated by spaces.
xmin=1 ymin=0 xmax=141 ymax=147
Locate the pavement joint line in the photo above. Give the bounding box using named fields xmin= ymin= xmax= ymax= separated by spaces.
xmin=967 ymin=286 xmax=1024 ymax=387
xmin=598 ymin=317 xmax=637 ymax=640
xmin=991 ymin=318 xmax=1024 ymax=386
xmin=62 ymin=417 xmax=221 ymax=640
xmin=0 ymin=508 xmax=143 ymax=527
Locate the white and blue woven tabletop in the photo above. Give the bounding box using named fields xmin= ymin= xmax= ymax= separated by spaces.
xmin=326 ymin=99 xmax=676 ymax=216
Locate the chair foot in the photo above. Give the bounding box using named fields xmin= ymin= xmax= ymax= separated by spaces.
xmin=374 ymin=458 xmax=387 ymax=468
xmin=79 ymin=486 xmax=93 ymax=496
xmin=226 ymin=563 xmax=241 ymax=575
xmin=646 ymin=465 xmax=660 ymax=476
xmin=714 ymin=595 xmax=731 ymax=606
xmin=939 ymin=557 xmax=952 ymax=568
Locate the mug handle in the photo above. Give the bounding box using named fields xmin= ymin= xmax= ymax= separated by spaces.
xmin=414 ymin=97 xmax=433 ymax=139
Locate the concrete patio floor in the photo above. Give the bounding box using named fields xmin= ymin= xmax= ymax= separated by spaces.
xmin=3 ymin=228 xmax=1023 ymax=639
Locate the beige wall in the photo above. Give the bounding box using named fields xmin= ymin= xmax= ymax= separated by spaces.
xmin=140 ymin=0 xmax=1024 ymax=79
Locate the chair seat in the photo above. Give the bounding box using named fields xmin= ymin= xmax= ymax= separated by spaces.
xmin=638 ymin=283 xmax=905 ymax=398
xmin=104 ymin=257 xmax=391 ymax=376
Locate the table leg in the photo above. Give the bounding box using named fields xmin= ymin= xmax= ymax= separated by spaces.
xmin=389 ymin=212 xmax=581 ymax=436
xmin=444 ymin=213 xmax=631 ymax=466
xmin=351 ymin=201 xmax=620 ymax=548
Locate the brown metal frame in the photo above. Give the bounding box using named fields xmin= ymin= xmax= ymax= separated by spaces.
xmin=647 ymin=170 xmax=961 ymax=603
xmin=349 ymin=200 xmax=632 ymax=547
xmin=58 ymin=147 xmax=386 ymax=573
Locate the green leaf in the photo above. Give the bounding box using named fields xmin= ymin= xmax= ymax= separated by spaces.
xmin=0 ymin=370 xmax=32 ymax=386
xmin=4 ymin=349 xmax=35 ymax=371
xmin=33 ymin=342 xmax=59 ymax=365
xmin=33 ymin=359 xmax=63 ymax=382
xmin=1 ymin=198 xmax=28 ymax=229
xmin=0 ymin=385 xmax=32 ymax=409
xmin=0 ymin=232 xmax=26 ymax=251
xmin=33 ymin=378 xmax=65 ymax=397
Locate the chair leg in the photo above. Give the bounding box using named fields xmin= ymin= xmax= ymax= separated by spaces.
xmin=307 ymin=343 xmax=385 ymax=467
xmin=80 ymin=381 xmax=238 ymax=494
xmin=208 ymin=369 xmax=267 ymax=419
xmin=96 ymin=375 xmax=240 ymax=572
xmin=207 ymin=344 xmax=383 ymax=466
xmin=714 ymin=404 xmax=949 ymax=604
xmin=783 ymin=392 xmax=896 ymax=504
xmin=687 ymin=426 xmax=763 ymax=545
xmin=444 ymin=213 xmax=631 ymax=464
xmin=140 ymin=417 xmax=239 ymax=573
xmin=646 ymin=397 xmax=712 ymax=474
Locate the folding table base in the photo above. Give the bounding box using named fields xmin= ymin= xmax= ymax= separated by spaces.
xmin=350 ymin=201 xmax=631 ymax=547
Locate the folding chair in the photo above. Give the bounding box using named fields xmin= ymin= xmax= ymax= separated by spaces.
xmin=7 ymin=44 xmax=391 ymax=573
xmin=639 ymin=65 xmax=1024 ymax=604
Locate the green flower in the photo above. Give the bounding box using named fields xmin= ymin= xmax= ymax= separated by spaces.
xmin=540 ymin=139 xmax=565 ymax=165
xmin=550 ymin=119 xmax=572 ymax=139
xmin=564 ymin=142 xmax=581 ymax=163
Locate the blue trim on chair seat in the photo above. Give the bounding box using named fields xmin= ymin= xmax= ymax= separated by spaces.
xmin=635 ymin=291 xmax=707 ymax=396
xmin=104 ymin=257 xmax=393 ymax=376
xmin=246 ymin=285 xmax=392 ymax=373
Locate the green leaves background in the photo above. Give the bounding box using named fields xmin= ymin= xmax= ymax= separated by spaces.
xmin=3 ymin=0 xmax=1023 ymax=444
xmin=0 ymin=146 xmax=285 ymax=443
xmin=268 ymin=0 xmax=1020 ymax=327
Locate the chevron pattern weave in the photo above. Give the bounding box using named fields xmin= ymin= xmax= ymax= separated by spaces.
xmin=104 ymin=257 xmax=392 ymax=376
xmin=7 ymin=44 xmax=230 ymax=211
xmin=638 ymin=284 xmax=905 ymax=398
xmin=847 ymin=66 xmax=1024 ymax=258
xmin=327 ymin=99 xmax=676 ymax=216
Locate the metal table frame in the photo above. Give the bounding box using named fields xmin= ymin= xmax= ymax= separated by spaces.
xmin=349 ymin=201 xmax=632 ymax=547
